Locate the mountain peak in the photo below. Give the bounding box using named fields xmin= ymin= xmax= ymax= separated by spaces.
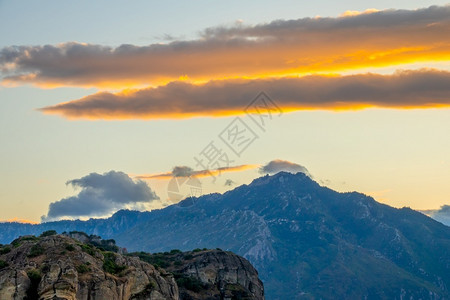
xmin=1 ymin=173 xmax=449 ymax=299
xmin=248 ymin=170 xmax=317 ymax=189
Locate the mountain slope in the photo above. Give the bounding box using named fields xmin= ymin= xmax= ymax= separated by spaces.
xmin=1 ymin=172 xmax=449 ymax=299
xmin=114 ymin=173 xmax=450 ymax=299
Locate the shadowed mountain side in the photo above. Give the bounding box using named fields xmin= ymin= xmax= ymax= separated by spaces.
xmin=1 ymin=172 xmax=449 ymax=299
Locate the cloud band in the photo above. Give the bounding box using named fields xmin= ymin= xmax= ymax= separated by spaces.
xmin=1 ymin=6 xmax=449 ymax=88
xmin=39 ymin=69 xmax=450 ymax=120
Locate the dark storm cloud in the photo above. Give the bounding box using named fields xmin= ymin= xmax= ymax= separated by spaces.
xmin=41 ymin=171 xmax=159 ymax=222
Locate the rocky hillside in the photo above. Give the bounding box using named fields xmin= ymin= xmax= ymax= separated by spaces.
xmin=129 ymin=249 xmax=264 ymax=300
xmin=114 ymin=173 xmax=450 ymax=299
xmin=1 ymin=172 xmax=449 ymax=299
xmin=0 ymin=233 xmax=264 ymax=300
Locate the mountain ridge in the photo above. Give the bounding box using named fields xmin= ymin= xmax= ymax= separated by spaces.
xmin=1 ymin=172 xmax=449 ymax=299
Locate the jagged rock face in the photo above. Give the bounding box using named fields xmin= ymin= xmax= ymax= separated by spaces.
xmin=0 ymin=269 xmax=29 ymax=299
xmin=0 ymin=235 xmax=264 ymax=300
xmin=161 ymin=250 xmax=264 ymax=300
xmin=0 ymin=235 xmax=178 ymax=300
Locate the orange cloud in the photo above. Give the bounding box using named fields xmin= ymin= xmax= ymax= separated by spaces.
xmin=1 ymin=5 xmax=449 ymax=88
xmin=136 ymin=164 xmax=258 ymax=180
xmin=340 ymin=9 xmax=380 ymax=17
xmin=0 ymin=217 xmax=39 ymax=224
xmin=40 ymin=69 xmax=450 ymax=120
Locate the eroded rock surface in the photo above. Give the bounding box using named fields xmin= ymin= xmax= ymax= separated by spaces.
xmin=0 ymin=234 xmax=264 ymax=300
xmin=0 ymin=235 xmax=178 ymax=300
xmin=146 ymin=249 xmax=265 ymax=300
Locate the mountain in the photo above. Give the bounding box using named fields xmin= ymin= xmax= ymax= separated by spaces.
xmin=0 ymin=232 xmax=264 ymax=300
xmin=1 ymin=172 xmax=449 ymax=299
xmin=0 ymin=210 xmax=153 ymax=246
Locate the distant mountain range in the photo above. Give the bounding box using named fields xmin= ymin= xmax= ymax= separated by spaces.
xmin=1 ymin=172 xmax=449 ymax=299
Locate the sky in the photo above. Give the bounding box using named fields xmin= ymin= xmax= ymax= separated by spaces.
xmin=0 ymin=0 xmax=449 ymax=223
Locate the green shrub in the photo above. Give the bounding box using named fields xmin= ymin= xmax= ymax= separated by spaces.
xmin=28 ymin=244 xmax=44 ymax=258
xmin=192 ymin=248 xmax=202 ymax=253
xmin=40 ymin=230 xmax=57 ymax=237
xmin=175 ymin=275 xmax=206 ymax=292
xmin=21 ymin=236 xmax=39 ymax=242
xmin=27 ymin=269 xmax=41 ymax=281
xmin=174 ymin=260 xmax=182 ymax=266
xmin=103 ymin=252 xmax=126 ymax=275
xmin=90 ymin=238 xmax=119 ymax=253
xmin=76 ymin=263 xmax=90 ymax=274
xmin=95 ymin=244 xmax=119 ymax=253
xmin=41 ymin=264 xmax=50 ymax=273
xmin=11 ymin=239 xmax=21 ymax=248
xmin=170 ymin=249 xmax=182 ymax=254
xmin=80 ymin=244 xmax=96 ymax=256
xmin=183 ymin=254 xmax=193 ymax=260
xmin=25 ymin=269 xmax=41 ymax=300
xmin=11 ymin=236 xmax=38 ymax=248
xmin=128 ymin=252 xmax=171 ymax=268
xmin=65 ymin=244 xmax=75 ymax=251
xmin=0 ymin=246 xmax=11 ymax=255
xmin=0 ymin=260 xmax=9 ymax=269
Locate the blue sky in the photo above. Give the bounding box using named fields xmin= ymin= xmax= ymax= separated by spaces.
xmin=0 ymin=0 xmax=449 ymax=222
xmin=3 ymin=0 xmax=447 ymax=47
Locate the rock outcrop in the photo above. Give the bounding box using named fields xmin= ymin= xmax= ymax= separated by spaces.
xmin=0 ymin=234 xmax=178 ymax=300
xmin=0 ymin=234 xmax=264 ymax=300
xmin=131 ymin=249 xmax=264 ymax=300
xmin=174 ymin=250 xmax=264 ymax=300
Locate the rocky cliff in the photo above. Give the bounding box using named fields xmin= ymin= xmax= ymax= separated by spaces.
xmin=0 ymin=233 xmax=264 ymax=300
xmin=129 ymin=249 xmax=264 ymax=300
xmin=171 ymin=250 xmax=264 ymax=300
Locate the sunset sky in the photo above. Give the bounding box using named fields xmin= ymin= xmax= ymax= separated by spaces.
xmin=0 ymin=0 xmax=449 ymax=223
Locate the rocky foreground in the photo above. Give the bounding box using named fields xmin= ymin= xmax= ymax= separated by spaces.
xmin=0 ymin=232 xmax=264 ymax=300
